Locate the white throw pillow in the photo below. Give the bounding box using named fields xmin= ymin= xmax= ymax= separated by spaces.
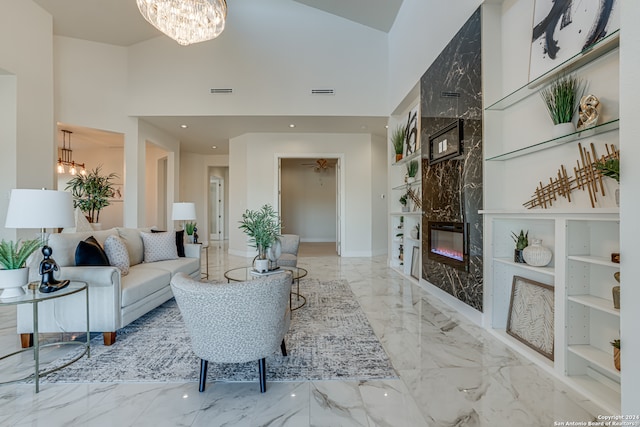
xmin=104 ymin=235 xmax=130 ymax=276
xmin=140 ymin=231 xmax=178 ymax=263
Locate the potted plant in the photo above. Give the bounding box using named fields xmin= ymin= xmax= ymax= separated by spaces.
xmin=185 ymin=222 xmax=197 ymax=243
xmin=406 ymin=160 xmax=419 ymax=183
xmin=0 ymin=238 xmax=41 ymax=298
xmin=540 ymin=74 xmax=585 ymax=137
xmin=391 ymin=125 xmax=406 ymax=163
xmin=238 ymin=204 xmax=281 ymax=273
xmin=596 ymin=158 xmax=620 ymax=206
xmin=65 ymin=165 xmax=119 ymax=226
xmin=399 ymin=194 xmax=409 ymax=212
xmin=511 ymin=230 xmax=528 ymax=263
xmin=611 ymin=339 xmax=620 ymax=371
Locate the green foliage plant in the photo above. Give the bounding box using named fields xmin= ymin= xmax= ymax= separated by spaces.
xmin=399 ymin=194 xmax=408 ymax=206
xmin=407 ymin=160 xmax=419 ymax=178
xmin=611 ymin=339 xmax=620 ymax=349
xmin=65 ymin=165 xmax=119 ymax=223
xmin=238 ymin=204 xmax=281 ymax=259
xmin=0 ymin=239 xmax=41 ymax=270
xmin=511 ymin=230 xmax=529 ymax=250
xmin=540 ymin=74 xmax=585 ymax=125
xmin=391 ymin=125 xmax=406 ymax=156
xmin=595 ymin=158 xmax=620 ymax=182
xmin=185 ymin=222 xmax=197 ymax=235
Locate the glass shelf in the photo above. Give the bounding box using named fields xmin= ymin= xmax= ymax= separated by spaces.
xmin=392 ymin=181 xmax=421 ymax=191
xmin=392 ymin=150 xmax=421 ymax=166
xmin=485 ymin=119 xmax=619 ymax=161
xmin=485 ymin=30 xmax=619 ymax=111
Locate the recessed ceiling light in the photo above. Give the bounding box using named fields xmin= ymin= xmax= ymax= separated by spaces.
xmin=289 ymin=124 xmax=295 ymax=128
xmin=385 ymin=125 xmax=389 ymax=129
xmin=211 ymin=146 xmax=217 ymax=149
xmin=180 ymin=124 xmax=188 ymax=129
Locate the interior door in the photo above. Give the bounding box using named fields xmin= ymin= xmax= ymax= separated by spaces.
xmin=336 ymin=159 xmax=341 ymax=256
xmin=209 ymin=177 xmax=223 ymax=241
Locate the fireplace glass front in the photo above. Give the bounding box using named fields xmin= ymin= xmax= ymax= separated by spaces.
xmin=428 ymin=222 xmax=468 ymax=270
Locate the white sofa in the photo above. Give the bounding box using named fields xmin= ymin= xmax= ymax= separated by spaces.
xmin=17 ymin=228 xmax=201 ymax=346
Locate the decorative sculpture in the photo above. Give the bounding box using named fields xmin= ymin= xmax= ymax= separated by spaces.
xmin=524 ymin=143 xmax=619 ymax=209
xmin=577 ymin=94 xmax=600 ymax=129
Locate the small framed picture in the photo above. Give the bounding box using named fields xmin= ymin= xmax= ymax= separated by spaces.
xmin=506 ymin=275 xmax=555 ymax=360
xmin=428 ymin=119 xmax=463 ymax=165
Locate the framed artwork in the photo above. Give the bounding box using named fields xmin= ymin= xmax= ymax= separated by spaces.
xmin=410 ymin=246 xmax=420 ymax=280
xmin=109 ymin=184 xmax=123 ymax=201
xmin=506 ymin=276 xmax=555 ymax=360
xmin=405 ymin=105 xmax=419 ymax=156
xmin=428 ymin=119 xmax=463 ymax=165
xmin=529 ymin=0 xmax=620 ymax=81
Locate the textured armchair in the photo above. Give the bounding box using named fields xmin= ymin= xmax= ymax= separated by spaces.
xmin=170 ymin=271 xmax=292 ymax=393
xmin=277 ymin=234 xmax=300 ymax=267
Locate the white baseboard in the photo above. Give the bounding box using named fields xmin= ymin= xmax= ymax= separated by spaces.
xmin=418 ymin=279 xmax=483 ymax=326
xmin=299 ymin=238 xmax=336 ymax=243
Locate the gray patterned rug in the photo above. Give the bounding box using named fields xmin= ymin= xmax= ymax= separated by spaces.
xmin=42 ymin=278 xmax=397 ymax=383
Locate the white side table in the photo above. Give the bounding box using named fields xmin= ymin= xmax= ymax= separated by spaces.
xmin=0 ymin=281 xmax=90 ymax=392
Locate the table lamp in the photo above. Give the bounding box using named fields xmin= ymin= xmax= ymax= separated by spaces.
xmin=5 ymin=189 xmax=75 ymax=293
xmin=172 ymin=202 xmax=196 ymax=232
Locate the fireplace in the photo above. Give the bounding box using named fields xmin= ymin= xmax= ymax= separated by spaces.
xmin=428 ymin=222 xmax=468 ymax=270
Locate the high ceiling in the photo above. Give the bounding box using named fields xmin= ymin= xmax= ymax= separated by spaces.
xmin=34 ymin=0 xmax=402 ymax=154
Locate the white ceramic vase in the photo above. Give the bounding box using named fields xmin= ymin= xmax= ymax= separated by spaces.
xmin=523 ymin=239 xmax=553 ymax=267
xmin=552 ymin=122 xmax=575 ymax=139
xmin=254 ymin=258 xmax=269 ymax=273
xmin=0 ymin=267 xmax=29 ymax=298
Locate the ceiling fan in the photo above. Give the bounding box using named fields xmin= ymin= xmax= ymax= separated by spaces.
xmin=301 ymin=158 xmax=334 ymax=172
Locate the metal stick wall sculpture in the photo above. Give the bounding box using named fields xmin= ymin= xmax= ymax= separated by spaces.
xmin=524 ymin=143 xmax=619 ymax=209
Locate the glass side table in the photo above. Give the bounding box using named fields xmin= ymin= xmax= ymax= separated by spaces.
xmin=224 ymin=266 xmax=308 ymax=312
xmin=0 ymin=281 xmax=90 ymax=392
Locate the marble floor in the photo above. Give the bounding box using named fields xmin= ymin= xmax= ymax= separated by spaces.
xmin=0 ymin=242 xmax=601 ymax=426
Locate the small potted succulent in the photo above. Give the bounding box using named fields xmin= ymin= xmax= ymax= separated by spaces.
xmin=185 ymin=222 xmax=197 ymax=243
xmin=391 ymin=125 xmax=406 ymax=163
xmin=0 ymin=238 xmax=42 ymax=298
xmin=511 ymin=230 xmax=528 ymax=263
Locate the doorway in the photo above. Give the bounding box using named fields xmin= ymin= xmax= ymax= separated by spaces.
xmin=209 ymin=176 xmax=224 ymax=241
xmin=278 ymin=156 xmax=343 ymax=256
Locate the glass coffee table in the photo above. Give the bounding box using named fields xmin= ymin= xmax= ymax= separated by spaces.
xmin=224 ymin=266 xmax=308 ymax=312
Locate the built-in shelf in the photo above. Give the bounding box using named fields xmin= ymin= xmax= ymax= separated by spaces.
xmin=568 ymin=375 xmax=621 ymax=415
xmin=485 ymin=30 xmax=619 ymax=111
xmin=490 ymin=329 xmax=554 ymax=369
xmin=485 ymin=119 xmax=619 ymax=161
xmin=568 ymin=255 xmax=620 ymax=268
xmin=480 ymin=208 xmax=619 ymax=215
xmin=392 ymin=150 xmax=421 ymax=166
xmin=494 ymin=257 xmax=555 ymax=277
xmin=405 ymin=237 xmax=420 ymax=244
xmin=568 ymin=295 xmax=619 ymax=317
xmin=392 ymin=181 xmax=422 ymax=190
xmin=568 ymin=345 xmax=620 ymax=380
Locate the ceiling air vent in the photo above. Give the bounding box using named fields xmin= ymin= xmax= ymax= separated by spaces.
xmin=210 ymin=88 xmax=233 ymax=94
xmin=311 ymin=89 xmax=335 ymax=95
xmin=440 ymin=91 xmax=460 ymax=98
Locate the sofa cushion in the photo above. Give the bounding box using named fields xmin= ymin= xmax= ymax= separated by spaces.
xmin=121 ymin=266 xmax=171 ymax=308
xmin=141 ymin=231 xmax=179 ymax=263
xmin=75 ymin=236 xmax=110 ymax=266
xmin=103 ymin=235 xmax=130 ymax=276
xmin=115 ymin=228 xmax=148 ymax=266
xmin=43 ymin=229 xmax=117 ymax=267
xmin=145 ymin=257 xmax=200 ymax=277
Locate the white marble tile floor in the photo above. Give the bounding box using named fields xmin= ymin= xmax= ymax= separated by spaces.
xmin=0 ymin=242 xmax=600 ymax=426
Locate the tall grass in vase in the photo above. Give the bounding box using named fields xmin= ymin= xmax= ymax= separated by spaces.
xmin=540 ymin=74 xmax=585 ymax=137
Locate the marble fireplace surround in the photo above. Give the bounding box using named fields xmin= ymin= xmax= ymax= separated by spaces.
xmin=420 ymin=7 xmax=483 ymax=312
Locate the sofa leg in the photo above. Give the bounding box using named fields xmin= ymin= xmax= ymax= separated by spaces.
xmin=281 ymin=339 xmax=287 ymax=356
xmin=103 ymin=332 xmax=117 ymax=346
xmin=199 ymin=359 xmax=208 ymax=392
xmin=258 ymin=358 xmax=266 ymax=393
xmin=20 ymin=333 xmax=33 ymax=348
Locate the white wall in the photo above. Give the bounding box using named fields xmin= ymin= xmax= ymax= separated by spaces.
xmin=0 ymin=0 xmax=54 ymax=241
xmin=280 ymin=159 xmax=337 ymax=242
xmin=144 ymin=142 xmax=169 ymax=228
xmin=387 ymin=0 xmax=484 ymax=113
xmin=371 ymin=133 xmax=388 ymax=256
xmin=127 ymin=0 xmax=388 ymax=117
xmin=228 ymin=133 xmax=373 ymax=257
xmin=619 ymin=0 xmax=640 ymax=414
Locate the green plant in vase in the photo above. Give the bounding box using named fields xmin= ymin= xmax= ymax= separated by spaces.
xmin=540 ymin=74 xmax=585 ymax=137
xmin=511 ymin=230 xmax=528 ymax=263
xmin=406 ymin=160 xmax=419 ymax=183
xmin=611 ymin=339 xmax=620 ymax=371
xmin=391 ymin=125 xmax=406 ymax=162
xmin=596 ymin=157 xmax=620 ymax=206
xmin=185 ymin=222 xmax=197 ymax=242
xmin=238 ymin=204 xmax=281 ymax=272
xmin=399 ymin=194 xmax=409 ymax=212
xmin=0 ymin=238 xmax=42 ymax=298
xmin=65 ymin=165 xmax=119 ymax=224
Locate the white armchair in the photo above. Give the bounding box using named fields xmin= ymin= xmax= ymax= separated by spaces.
xmin=277 ymin=234 xmax=299 ymax=267
xmin=170 ymin=271 xmax=292 ymax=393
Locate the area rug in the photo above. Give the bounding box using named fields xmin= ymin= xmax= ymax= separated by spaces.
xmin=42 ymin=278 xmax=397 ymax=383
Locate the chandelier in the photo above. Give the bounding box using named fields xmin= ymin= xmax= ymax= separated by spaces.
xmin=136 ymin=0 xmax=227 ymax=46
xmin=57 ymin=130 xmax=86 ymax=176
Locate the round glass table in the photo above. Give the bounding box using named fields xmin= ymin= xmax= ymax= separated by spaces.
xmin=0 ymin=281 xmax=90 ymax=392
xmin=224 ymin=266 xmax=308 ymax=312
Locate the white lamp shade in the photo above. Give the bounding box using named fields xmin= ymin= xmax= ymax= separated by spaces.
xmin=172 ymin=202 xmax=196 ymax=221
xmin=5 ymin=189 xmax=75 ymax=229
